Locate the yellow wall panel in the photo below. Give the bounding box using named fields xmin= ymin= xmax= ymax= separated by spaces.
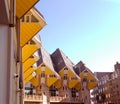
xmin=68 ymin=70 xmax=76 ymax=77
xmin=59 ymin=68 xmax=77 ymax=78
xmin=24 ymin=68 xmax=34 ymax=79
xmin=54 ymin=79 xmax=61 ymax=89
xmin=88 ymin=82 xmax=97 ymax=90
xmin=59 ymin=69 xmax=64 ymax=77
xmin=80 ymin=72 xmax=84 ymax=79
xmin=75 ymin=83 xmax=81 ymax=90
xmin=20 ymin=23 xmax=42 ymax=47
xmin=36 ymin=67 xmax=41 ymax=75
xmin=80 ymin=71 xmax=95 ymax=80
xmin=24 ymin=75 xmax=33 ymax=84
xmin=80 ymin=70 xmax=98 ymax=90
xmin=47 ymin=78 xmax=58 ymax=87
xmin=30 ymin=77 xmax=39 ymax=87
xmin=16 ymin=0 xmax=39 ymax=18
xmin=69 ymin=80 xmax=79 ymax=88
xmin=36 ymin=65 xmax=55 ymax=75
xmin=22 ymin=44 xmax=39 ymax=62
xmin=45 ymin=66 xmax=54 ymax=75
xmin=87 ymin=72 xmax=95 ymax=80
xmin=23 ymin=58 xmax=36 ymax=72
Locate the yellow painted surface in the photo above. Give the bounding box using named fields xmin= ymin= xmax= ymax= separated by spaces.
xmin=87 ymin=72 xmax=95 ymax=79
xmin=69 ymin=80 xmax=79 ymax=88
xmin=24 ymin=75 xmax=33 ymax=84
xmin=22 ymin=44 xmax=40 ymax=62
xmin=36 ymin=66 xmax=41 ymax=75
xmin=23 ymin=58 xmax=36 ymax=72
xmin=47 ymin=77 xmax=58 ymax=87
xmin=88 ymin=82 xmax=97 ymax=90
xmin=30 ymin=77 xmax=39 ymax=87
xmin=24 ymin=68 xmax=34 ymax=79
xmin=80 ymin=70 xmax=94 ymax=80
xmin=59 ymin=68 xmax=81 ymax=88
xmin=59 ymin=69 xmax=64 ymax=77
xmin=16 ymin=0 xmax=39 ymax=18
xmin=79 ymin=72 xmax=84 ymax=79
xmin=20 ymin=23 xmax=42 ymax=47
xmin=45 ymin=66 xmax=55 ymax=75
xmin=59 ymin=68 xmax=76 ymax=78
xmin=54 ymin=79 xmax=61 ymax=89
xmin=36 ymin=64 xmax=56 ymax=75
xmin=75 ymin=83 xmax=81 ymax=90
xmin=80 ymin=70 xmax=98 ymax=90
xmin=68 ymin=70 xmax=76 ymax=77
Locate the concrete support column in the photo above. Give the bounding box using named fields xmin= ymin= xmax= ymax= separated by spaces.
xmin=37 ymin=65 xmax=50 ymax=104
xmin=66 ymin=88 xmax=71 ymax=100
xmin=84 ymin=87 xmax=90 ymax=104
xmin=82 ymin=81 xmax=91 ymax=104
xmin=0 ymin=25 xmax=16 ymax=104
xmin=41 ymin=84 xmax=50 ymax=104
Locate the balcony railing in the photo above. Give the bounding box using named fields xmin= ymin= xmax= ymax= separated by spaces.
xmin=24 ymin=94 xmax=82 ymax=103
xmin=50 ymin=96 xmax=65 ymax=102
xmin=50 ymin=96 xmax=81 ymax=103
xmin=24 ymin=95 xmax=43 ymax=102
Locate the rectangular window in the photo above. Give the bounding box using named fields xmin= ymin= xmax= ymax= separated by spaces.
xmin=26 ymin=15 xmax=29 ymax=22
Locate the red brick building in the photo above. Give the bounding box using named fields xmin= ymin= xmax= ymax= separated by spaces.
xmin=91 ymin=62 xmax=120 ymax=104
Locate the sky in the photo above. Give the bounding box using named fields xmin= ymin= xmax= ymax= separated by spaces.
xmin=35 ymin=0 xmax=120 ymax=72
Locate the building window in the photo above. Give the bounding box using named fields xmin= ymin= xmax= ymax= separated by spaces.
xmin=63 ymin=74 xmax=68 ymax=80
xmin=26 ymin=16 xmax=29 ymax=22
xmin=31 ymin=15 xmax=39 ymax=22
xmin=50 ymin=86 xmax=57 ymax=96
xmin=64 ymin=68 xmax=68 ymax=70
xmin=41 ymin=72 xmax=45 ymax=77
xmin=21 ymin=17 xmax=25 ymax=22
xmin=29 ymin=40 xmax=36 ymax=45
xmin=49 ymin=74 xmax=56 ymax=78
xmin=71 ymin=88 xmax=76 ymax=97
xmin=71 ymin=77 xmax=77 ymax=80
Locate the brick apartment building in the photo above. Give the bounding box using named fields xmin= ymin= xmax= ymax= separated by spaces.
xmin=91 ymin=62 xmax=120 ymax=104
